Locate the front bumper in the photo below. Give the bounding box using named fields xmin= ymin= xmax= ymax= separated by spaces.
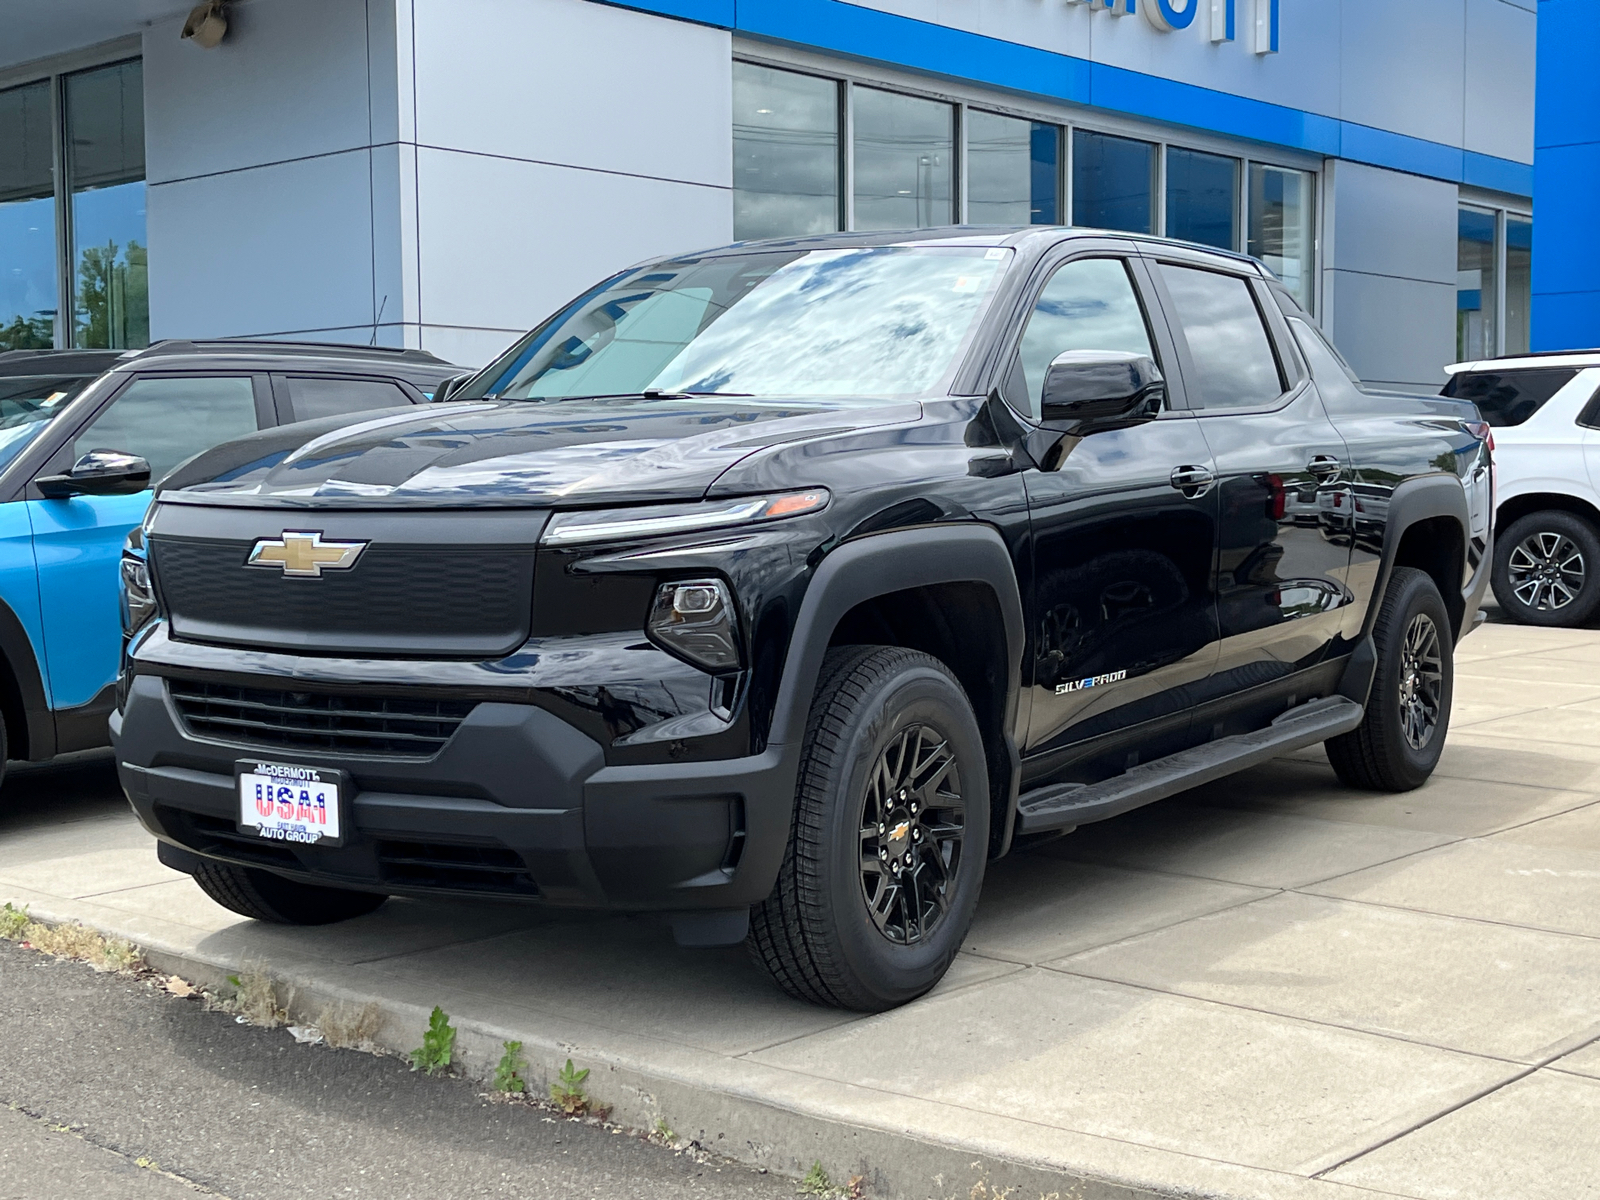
xmin=113 ymin=672 xmax=797 ymax=911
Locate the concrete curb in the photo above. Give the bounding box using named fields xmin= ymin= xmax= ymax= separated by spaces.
xmin=6 ymin=894 xmax=1294 ymax=1200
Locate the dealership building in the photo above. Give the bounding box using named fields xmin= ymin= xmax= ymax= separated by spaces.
xmin=0 ymin=0 xmax=1568 ymax=391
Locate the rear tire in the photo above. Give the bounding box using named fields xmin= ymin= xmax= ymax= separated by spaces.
xmin=1327 ymin=566 xmax=1453 ymax=792
xmin=189 ymin=861 xmax=387 ymax=925
xmin=1491 ymin=510 xmax=1600 ymax=627
xmin=748 ymin=646 xmax=989 ymax=1011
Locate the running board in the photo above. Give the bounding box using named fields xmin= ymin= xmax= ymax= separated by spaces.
xmin=1015 ymin=696 xmax=1364 ymax=835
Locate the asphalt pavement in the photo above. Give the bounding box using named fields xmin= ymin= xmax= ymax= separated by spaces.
xmin=0 ymin=938 xmax=797 ymax=1200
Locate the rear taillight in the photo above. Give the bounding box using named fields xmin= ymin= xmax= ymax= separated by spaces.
xmin=1463 ymin=419 xmax=1493 ymax=451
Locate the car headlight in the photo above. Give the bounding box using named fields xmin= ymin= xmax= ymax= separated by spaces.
xmin=647 ymin=578 xmax=741 ymax=673
xmin=119 ymin=549 xmax=156 ymax=636
xmin=541 ymin=489 xmax=828 ymax=547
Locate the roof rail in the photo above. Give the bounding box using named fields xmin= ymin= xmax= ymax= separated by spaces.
xmin=133 ymin=339 xmax=449 ymax=363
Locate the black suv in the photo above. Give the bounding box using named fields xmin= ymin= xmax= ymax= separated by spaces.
xmin=114 ymin=230 xmax=1491 ymax=1010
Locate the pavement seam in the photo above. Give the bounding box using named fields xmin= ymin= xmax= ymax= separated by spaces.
xmin=1288 ymin=882 xmax=1600 ymax=944
xmin=2 ymin=1098 xmax=231 ymax=1197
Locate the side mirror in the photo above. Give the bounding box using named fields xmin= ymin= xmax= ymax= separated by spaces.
xmin=36 ymin=450 xmax=152 ymax=499
xmin=432 ymin=371 xmax=473 ymax=402
xmin=1040 ymin=350 xmax=1165 ymax=432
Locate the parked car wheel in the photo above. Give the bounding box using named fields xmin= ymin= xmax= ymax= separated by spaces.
xmin=1491 ymin=510 xmax=1600 ymax=627
xmin=1327 ymin=566 xmax=1453 ymax=792
xmin=190 ymin=861 xmax=387 ymax=925
xmin=747 ymin=646 xmax=989 ymax=1011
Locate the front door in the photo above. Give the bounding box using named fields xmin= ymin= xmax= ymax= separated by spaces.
xmin=1149 ymin=258 xmax=1354 ymax=731
xmin=28 ymin=374 xmax=264 ymax=734
xmin=1012 ymin=253 xmax=1220 ymax=784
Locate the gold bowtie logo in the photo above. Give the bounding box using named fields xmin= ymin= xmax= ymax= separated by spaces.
xmin=246 ymin=531 xmax=367 ymax=578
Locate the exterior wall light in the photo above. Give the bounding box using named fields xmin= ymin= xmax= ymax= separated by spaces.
xmin=182 ymin=1 xmax=228 ymax=49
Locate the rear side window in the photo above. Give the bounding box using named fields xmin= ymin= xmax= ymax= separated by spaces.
xmin=1441 ymin=368 xmax=1578 ymax=427
xmin=1158 ymin=263 xmax=1285 ymax=409
xmin=283 ymin=376 xmax=412 ymax=422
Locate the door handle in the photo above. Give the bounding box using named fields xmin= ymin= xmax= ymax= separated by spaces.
xmin=1169 ymin=464 xmax=1216 ymax=497
xmin=1307 ymin=455 xmax=1342 ymax=478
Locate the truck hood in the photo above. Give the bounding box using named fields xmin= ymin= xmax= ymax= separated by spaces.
xmin=161 ymin=396 xmax=920 ymax=508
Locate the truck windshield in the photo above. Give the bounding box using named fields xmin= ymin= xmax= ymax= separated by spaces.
xmin=0 ymin=374 xmax=98 ymax=472
xmin=463 ymin=246 xmax=1011 ymax=403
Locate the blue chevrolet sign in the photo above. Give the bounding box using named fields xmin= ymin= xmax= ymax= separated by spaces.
xmin=1073 ymin=0 xmax=1279 ymax=52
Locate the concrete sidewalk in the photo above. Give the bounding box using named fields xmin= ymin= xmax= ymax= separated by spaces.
xmin=5 ymin=619 xmax=1600 ymax=1199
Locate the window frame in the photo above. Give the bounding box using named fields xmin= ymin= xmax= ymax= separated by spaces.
xmin=1145 ymin=252 xmax=1304 ymax=417
xmin=269 ymin=372 xmax=427 ymax=425
xmin=0 ymin=41 xmax=145 ymax=350
xmin=730 ymin=43 xmax=1322 ymax=310
xmin=1455 ymin=194 xmax=1535 ymax=361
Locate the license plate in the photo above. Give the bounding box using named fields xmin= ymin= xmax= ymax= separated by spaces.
xmin=237 ymin=761 xmax=346 ymax=847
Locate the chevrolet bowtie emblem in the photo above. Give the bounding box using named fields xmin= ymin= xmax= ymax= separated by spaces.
xmin=246 ymin=530 xmax=367 ymax=578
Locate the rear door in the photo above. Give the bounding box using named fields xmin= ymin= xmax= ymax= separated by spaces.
xmin=27 ymin=373 xmax=268 ymax=734
xmin=1147 ymin=254 xmax=1354 ymax=733
xmin=1013 ymin=245 xmax=1221 ymax=784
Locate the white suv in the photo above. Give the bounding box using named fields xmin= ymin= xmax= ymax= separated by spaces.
xmin=1444 ymin=353 xmax=1600 ymax=626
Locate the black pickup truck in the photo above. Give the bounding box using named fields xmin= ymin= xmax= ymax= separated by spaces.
xmin=112 ymin=228 xmax=1492 ymax=1011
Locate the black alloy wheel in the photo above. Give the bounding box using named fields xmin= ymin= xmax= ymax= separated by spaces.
xmin=1492 ymin=511 xmax=1600 ymax=628
xmin=1327 ymin=565 xmax=1454 ymax=792
xmin=748 ymin=645 xmax=989 ymax=1011
xmin=1397 ymin=612 xmax=1445 ymax=752
xmin=859 ymin=724 xmax=966 ymax=946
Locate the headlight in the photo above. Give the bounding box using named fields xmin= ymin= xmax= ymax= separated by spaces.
xmin=542 ymin=489 xmax=828 ymax=547
xmin=119 ymin=550 xmax=156 ymax=636
xmin=647 ymin=578 xmax=741 ymax=672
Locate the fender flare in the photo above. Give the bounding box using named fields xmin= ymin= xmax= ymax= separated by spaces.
xmin=1366 ymin=473 xmax=1473 ymax=638
xmin=0 ymin=597 xmax=54 ymax=761
xmin=766 ymin=523 xmax=1027 ymax=853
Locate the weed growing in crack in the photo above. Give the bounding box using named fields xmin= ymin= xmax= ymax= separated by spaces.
xmin=0 ymin=903 xmax=27 ymax=939
xmin=550 ymin=1058 xmax=608 ymax=1117
xmin=410 ymin=1006 xmax=455 ymax=1075
xmin=648 ymin=1118 xmax=677 ymax=1147
xmin=317 ymin=1001 xmax=383 ymax=1050
xmin=493 ymin=1041 xmax=527 ymax=1094
xmin=225 ymin=967 xmax=287 ymax=1028
xmin=13 ymin=918 xmax=142 ymax=973
xmin=799 ymin=1162 xmax=834 ymax=1196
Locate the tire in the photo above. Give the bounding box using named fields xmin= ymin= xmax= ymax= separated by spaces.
xmin=1491 ymin=510 xmax=1600 ymax=627
xmin=189 ymin=861 xmax=387 ymax=925
xmin=748 ymin=646 xmax=990 ymax=1011
xmin=1327 ymin=566 xmax=1453 ymax=792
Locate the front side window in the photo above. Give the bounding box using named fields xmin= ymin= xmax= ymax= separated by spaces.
xmin=967 ymin=111 xmax=1059 ymax=226
xmin=1160 ymin=264 xmax=1284 ymax=409
xmin=470 ymin=247 xmax=1010 ymax=403
xmin=1014 ymin=258 xmax=1155 ymax=417
xmin=732 ymin=63 xmax=840 ymax=242
xmin=1441 ymin=368 xmax=1577 ymax=428
xmin=0 ymin=81 xmax=57 ymax=351
xmin=73 ymin=375 xmax=258 ymax=481
xmin=852 ymin=88 xmax=955 ymax=230
xmin=0 ymin=372 xmax=95 ymax=472
xmin=1248 ymin=164 xmax=1314 ymax=313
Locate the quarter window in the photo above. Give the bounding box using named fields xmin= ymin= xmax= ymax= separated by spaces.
xmin=1015 ymin=258 xmax=1155 ymax=418
xmin=1441 ymin=368 xmax=1578 ymax=428
xmin=72 ymin=375 xmax=259 ymax=482
xmin=1159 ymin=264 xmax=1284 ymax=409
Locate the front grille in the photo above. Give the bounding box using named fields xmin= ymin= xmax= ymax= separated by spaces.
xmin=376 ymin=840 xmax=539 ymax=895
xmin=169 ymin=680 xmax=475 ymax=758
xmin=159 ymin=807 xmax=301 ymax=870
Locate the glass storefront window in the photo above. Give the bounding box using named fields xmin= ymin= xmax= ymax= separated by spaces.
xmin=852 ymin=88 xmax=954 ymax=230
xmin=0 ymin=81 xmax=58 ymax=350
xmin=1247 ymin=163 xmax=1314 ymax=312
xmin=1456 ymin=206 xmax=1498 ymax=361
xmin=732 ymin=63 xmax=840 ymax=242
xmin=966 ymin=110 xmax=1059 ymax=226
xmin=1506 ymin=215 xmax=1532 ymax=357
xmin=1166 ymin=147 xmax=1238 ymax=251
xmin=1072 ymin=130 xmax=1155 ymax=234
xmin=67 ymin=60 xmax=147 ymax=349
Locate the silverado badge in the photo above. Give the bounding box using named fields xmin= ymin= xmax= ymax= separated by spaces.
xmin=246 ymin=531 xmax=367 ymax=578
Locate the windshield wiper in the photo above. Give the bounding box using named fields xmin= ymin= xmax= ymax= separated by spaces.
xmin=493 ymin=390 xmax=756 ymax=402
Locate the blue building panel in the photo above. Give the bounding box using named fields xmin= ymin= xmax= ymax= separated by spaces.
xmin=1533 ymin=0 xmax=1600 ymax=350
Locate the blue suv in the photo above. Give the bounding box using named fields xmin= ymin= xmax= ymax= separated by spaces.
xmin=0 ymin=342 xmax=462 ymax=782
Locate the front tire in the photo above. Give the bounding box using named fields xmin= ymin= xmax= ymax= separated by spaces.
xmin=190 ymin=861 xmax=387 ymax=925
xmin=1491 ymin=510 xmax=1600 ymax=627
xmin=1327 ymin=566 xmax=1453 ymax=792
xmin=748 ymin=646 xmax=989 ymax=1011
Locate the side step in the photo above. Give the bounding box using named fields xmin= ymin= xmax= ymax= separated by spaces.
xmin=1014 ymin=696 xmax=1364 ymax=835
